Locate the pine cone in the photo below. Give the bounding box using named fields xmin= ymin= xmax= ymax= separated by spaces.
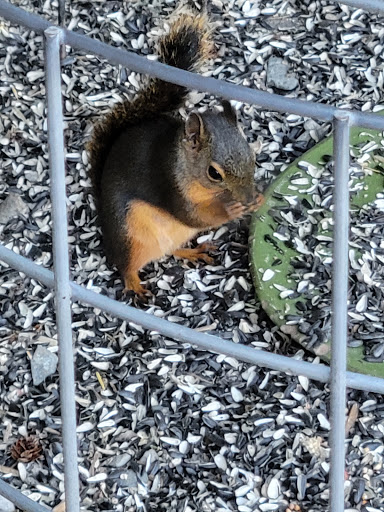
xmin=10 ymin=436 xmax=43 ymax=462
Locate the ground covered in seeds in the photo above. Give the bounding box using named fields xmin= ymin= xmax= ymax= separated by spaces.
xmin=256 ymin=154 xmax=384 ymax=363
xmin=1 ymin=0 xmax=384 ymax=510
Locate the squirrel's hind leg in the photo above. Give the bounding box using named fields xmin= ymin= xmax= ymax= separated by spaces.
xmin=122 ymin=236 xmax=157 ymax=297
xmin=123 ymin=200 xmax=201 ymax=294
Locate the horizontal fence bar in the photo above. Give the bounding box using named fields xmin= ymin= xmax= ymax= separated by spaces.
xmin=0 ymin=478 xmax=50 ymax=512
xmin=44 ymin=27 xmax=80 ymax=512
xmin=329 ymin=115 xmax=350 ymax=512
xmin=1 ymin=1 xmax=384 ymax=131
xmin=0 ymin=0 xmax=50 ymax=31
xmin=1 ymin=244 xmax=384 ymax=394
xmin=338 ymin=0 xmax=384 ymax=13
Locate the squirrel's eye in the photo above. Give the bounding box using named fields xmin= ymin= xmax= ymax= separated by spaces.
xmin=207 ymin=166 xmax=223 ymax=182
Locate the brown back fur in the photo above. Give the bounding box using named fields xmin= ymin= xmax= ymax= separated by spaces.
xmin=87 ymin=13 xmax=212 ymax=199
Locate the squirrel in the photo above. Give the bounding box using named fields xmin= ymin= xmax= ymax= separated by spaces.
xmin=87 ymin=7 xmax=264 ymax=296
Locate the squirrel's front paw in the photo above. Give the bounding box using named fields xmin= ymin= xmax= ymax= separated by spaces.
xmin=225 ymin=193 xmax=264 ymax=220
xmin=246 ymin=193 xmax=265 ymax=213
xmin=225 ymin=201 xmax=248 ymax=220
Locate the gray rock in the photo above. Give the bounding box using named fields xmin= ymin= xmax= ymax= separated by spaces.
xmin=0 ymin=494 xmax=16 ymax=512
xmin=0 ymin=192 xmax=29 ymax=225
xmin=120 ymin=469 xmax=138 ymax=488
xmin=113 ymin=453 xmax=131 ymax=468
xmin=31 ymin=346 xmax=58 ymax=386
xmin=265 ymin=17 xmax=304 ymax=31
xmin=266 ymin=56 xmax=299 ymax=91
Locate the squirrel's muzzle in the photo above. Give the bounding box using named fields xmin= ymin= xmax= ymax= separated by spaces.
xmin=234 ymin=187 xmax=263 ymax=208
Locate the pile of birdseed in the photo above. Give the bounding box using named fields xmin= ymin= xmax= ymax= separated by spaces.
xmin=1 ymin=0 xmax=384 ymax=511
xmin=268 ymin=155 xmax=384 ymax=362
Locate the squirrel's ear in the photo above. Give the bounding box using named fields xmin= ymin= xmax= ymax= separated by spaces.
xmin=185 ymin=113 xmax=205 ymax=151
xmin=222 ymin=100 xmax=237 ymax=125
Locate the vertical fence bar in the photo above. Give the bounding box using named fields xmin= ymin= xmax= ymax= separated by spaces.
xmin=329 ymin=114 xmax=350 ymax=512
xmin=44 ymin=26 xmax=80 ymax=512
xmin=57 ymin=0 xmax=66 ymax=60
xmin=58 ymin=0 xmax=65 ymax=25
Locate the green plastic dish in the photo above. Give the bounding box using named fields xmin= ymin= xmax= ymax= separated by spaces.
xmin=250 ymin=124 xmax=384 ymax=377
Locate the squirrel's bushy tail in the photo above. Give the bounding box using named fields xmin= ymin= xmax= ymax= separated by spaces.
xmin=88 ymin=11 xmax=212 ymax=197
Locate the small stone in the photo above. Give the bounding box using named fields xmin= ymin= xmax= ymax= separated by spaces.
xmin=266 ymin=57 xmax=299 ymax=91
xmin=121 ymin=469 xmax=138 ymax=488
xmin=0 ymin=193 xmax=29 ymax=225
xmin=0 ymin=495 xmax=16 ymax=512
xmin=31 ymin=346 xmax=58 ymax=386
xmin=113 ymin=453 xmax=131 ymax=468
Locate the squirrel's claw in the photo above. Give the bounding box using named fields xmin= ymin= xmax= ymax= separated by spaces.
xmin=225 ymin=201 xmax=247 ymax=220
xmin=173 ymin=242 xmax=216 ymax=264
xmin=225 ymin=193 xmax=264 ymax=220
xmin=246 ymin=193 xmax=265 ymax=213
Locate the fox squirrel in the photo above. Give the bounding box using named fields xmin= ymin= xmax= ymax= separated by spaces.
xmin=88 ymin=7 xmax=263 ymax=296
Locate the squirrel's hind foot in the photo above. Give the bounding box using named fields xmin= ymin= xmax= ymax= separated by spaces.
xmin=123 ymin=271 xmax=151 ymax=298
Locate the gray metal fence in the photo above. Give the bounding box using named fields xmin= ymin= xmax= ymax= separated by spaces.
xmin=0 ymin=0 xmax=384 ymax=511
